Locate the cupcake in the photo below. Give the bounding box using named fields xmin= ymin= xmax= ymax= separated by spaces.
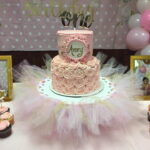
xmin=148 ymin=105 xmax=150 ymax=122
xmin=0 ymin=120 xmax=12 ymax=138
xmin=0 ymin=112 xmax=14 ymax=125
xmin=0 ymin=106 xmax=10 ymax=115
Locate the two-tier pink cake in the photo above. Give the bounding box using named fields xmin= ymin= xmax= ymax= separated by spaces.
xmin=51 ymin=30 xmax=100 ymax=95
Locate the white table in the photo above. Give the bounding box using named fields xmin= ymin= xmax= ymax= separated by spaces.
xmin=0 ymin=84 xmax=150 ymax=150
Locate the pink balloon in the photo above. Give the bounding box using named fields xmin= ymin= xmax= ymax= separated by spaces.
xmin=126 ymin=27 xmax=150 ymax=51
xmin=141 ymin=10 xmax=150 ymax=31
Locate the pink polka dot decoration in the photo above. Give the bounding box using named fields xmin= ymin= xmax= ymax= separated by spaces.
xmin=0 ymin=0 xmax=136 ymax=50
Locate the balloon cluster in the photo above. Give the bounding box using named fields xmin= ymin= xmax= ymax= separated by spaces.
xmin=126 ymin=0 xmax=150 ymax=55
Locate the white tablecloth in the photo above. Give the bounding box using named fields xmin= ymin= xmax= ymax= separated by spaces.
xmin=0 ymin=83 xmax=150 ymax=150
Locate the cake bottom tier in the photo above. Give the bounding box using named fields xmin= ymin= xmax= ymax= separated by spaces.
xmin=51 ymin=55 xmax=100 ymax=95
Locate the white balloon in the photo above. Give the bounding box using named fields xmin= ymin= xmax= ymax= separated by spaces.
xmin=141 ymin=44 xmax=150 ymax=55
xmin=137 ymin=0 xmax=150 ymax=13
xmin=128 ymin=14 xmax=141 ymax=29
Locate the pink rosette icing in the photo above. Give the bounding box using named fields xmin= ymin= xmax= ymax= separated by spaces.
xmin=51 ymin=55 xmax=100 ymax=95
xmin=86 ymin=68 xmax=95 ymax=77
xmin=0 ymin=120 xmax=10 ymax=131
xmin=74 ymin=67 xmax=85 ymax=79
xmin=57 ymin=67 xmax=64 ymax=77
xmin=84 ymin=76 xmax=90 ymax=84
xmin=66 ymin=88 xmax=75 ymax=95
xmin=74 ymin=79 xmax=85 ymax=88
xmin=63 ymin=68 xmax=75 ymax=79
xmin=65 ymin=79 xmax=75 ymax=88
xmin=76 ymin=87 xmax=86 ymax=94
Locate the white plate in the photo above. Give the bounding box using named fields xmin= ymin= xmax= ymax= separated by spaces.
xmin=50 ymin=81 xmax=104 ymax=97
xmin=38 ymin=77 xmax=115 ymax=104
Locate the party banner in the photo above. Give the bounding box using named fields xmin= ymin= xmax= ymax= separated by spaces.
xmin=0 ymin=0 xmax=136 ymax=51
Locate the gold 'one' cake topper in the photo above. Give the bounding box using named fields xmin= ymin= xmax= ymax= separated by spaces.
xmin=59 ymin=11 xmax=94 ymax=28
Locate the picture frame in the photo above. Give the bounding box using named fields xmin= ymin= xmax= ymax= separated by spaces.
xmin=0 ymin=56 xmax=13 ymax=101
xmin=130 ymin=56 xmax=150 ymax=100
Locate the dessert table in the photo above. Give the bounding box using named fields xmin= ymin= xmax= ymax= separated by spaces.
xmin=0 ymin=83 xmax=150 ymax=150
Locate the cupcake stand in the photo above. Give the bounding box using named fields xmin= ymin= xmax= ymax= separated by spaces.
xmin=13 ymin=55 xmax=141 ymax=140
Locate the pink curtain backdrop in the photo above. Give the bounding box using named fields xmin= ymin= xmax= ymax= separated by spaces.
xmin=0 ymin=0 xmax=136 ymax=51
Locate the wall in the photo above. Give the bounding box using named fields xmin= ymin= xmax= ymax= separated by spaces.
xmin=0 ymin=0 xmax=136 ymax=51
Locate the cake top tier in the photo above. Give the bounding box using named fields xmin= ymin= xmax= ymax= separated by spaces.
xmin=57 ymin=30 xmax=93 ymax=63
xmin=57 ymin=30 xmax=93 ymax=35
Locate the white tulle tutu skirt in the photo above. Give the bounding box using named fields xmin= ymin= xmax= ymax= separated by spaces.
xmin=14 ymin=53 xmax=142 ymax=139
